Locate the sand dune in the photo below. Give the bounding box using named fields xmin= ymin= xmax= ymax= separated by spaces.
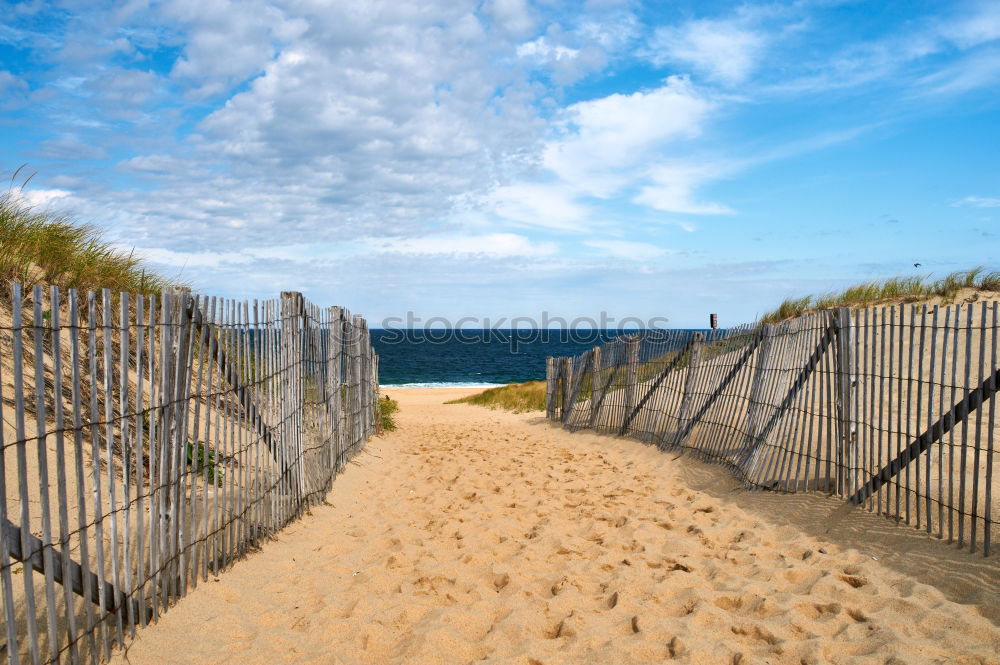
xmin=110 ymin=388 xmax=999 ymax=665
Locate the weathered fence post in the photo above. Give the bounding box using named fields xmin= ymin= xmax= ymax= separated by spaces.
xmin=281 ymin=292 xmax=306 ymax=502
xmin=564 ymin=349 xmax=593 ymax=428
xmin=545 ymin=357 xmax=556 ymax=419
xmin=623 ymin=337 xmax=640 ymax=432
xmin=337 ymin=311 xmax=349 ymax=469
xmin=669 ymin=332 xmax=704 ymax=450
xmin=741 ymin=324 xmax=774 ymax=456
xmin=167 ymin=287 xmax=194 ymax=601
xmin=155 ymin=287 xmax=185 ymax=606
xmin=357 ymin=318 xmax=367 ymax=441
xmin=835 ymin=307 xmax=857 ymax=497
xmin=369 ymin=327 xmax=377 ymax=437
xmin=351 ymin=315 xmax=364 ymax=451
xmin=371 ymin=348 xmax=379 ymax=435
xmin=560 ymin=357 xmax=573 ymax=424
xmin=342 ymin=312 xmax=356 ymax=464
xmin=364 ymin=324 xmax=375 ymax=438
xmin=588 ymin=346 xmax=602 ymax=428
xmin=327 ymin=306 xmax=343 ymax=476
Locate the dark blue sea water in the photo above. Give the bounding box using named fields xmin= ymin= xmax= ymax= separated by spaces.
xmin=371 ymin=329 xmax=703 ymax=387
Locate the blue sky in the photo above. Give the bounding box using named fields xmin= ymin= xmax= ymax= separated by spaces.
xmin=1 ymin=0 xmax=998 ymax=328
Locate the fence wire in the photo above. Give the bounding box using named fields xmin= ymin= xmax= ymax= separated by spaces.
xmin=0 ymin=285 xmax=378 ymax=665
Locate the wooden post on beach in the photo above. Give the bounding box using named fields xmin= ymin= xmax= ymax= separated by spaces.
xmin=588 ymin=346 xmax=602 ymax=427
xmin=350 ymin=315 xmax=364 ymax=453
xmin=343 ymin=315 xmax=354 ymax=457
xmin=560 ymin=357 xmax=573 ymax=424
xmin=327 ymin=307 xmax=342 ymax=472
xmin=358 ymin=318 xmax=367 ymax=443
xmin=742 ymin=324 xmax=774 ymax=455
xmin=327 ymin=307 xmax=344 ymax=466
xmin=564 ymin=349 xmax=593 ymax=427
xmin=670 ymin=333 xmax=704 ymax=450
xmin=169 ymin=287 xmax=196 ymax=600
xmin=835 ymin=307 xmax=857 ymax=497
xmin=623 ymin=337 xmax=640 ymax=432
xmin=545 ymin=357 xmax=556 ymax=419
xmin=160 ymin=287 xmax=191 ymax=606
xmin=368 ymin=326 xmax=376 ymax=439
xmin=281 ymin=292 xmax=306 ymax=502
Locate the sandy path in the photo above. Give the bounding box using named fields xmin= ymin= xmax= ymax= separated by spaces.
xmin=111 ymin=388 xmax=999 ymax=665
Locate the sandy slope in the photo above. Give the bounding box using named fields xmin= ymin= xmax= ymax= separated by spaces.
xmin=110 ymin=388 xmax=999 ymax=665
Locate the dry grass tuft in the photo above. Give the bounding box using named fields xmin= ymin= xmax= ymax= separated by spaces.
xmin=446 ymin=381 xmax=547 ymax=413
xmin=1 ymin=175 xmax=176 ymax=296
xmin=761 ymin=267 xmax=1000 ymax=323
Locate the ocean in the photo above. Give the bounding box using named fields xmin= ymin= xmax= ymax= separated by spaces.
xmin=371 ymin=329 xmax=701 ymax=388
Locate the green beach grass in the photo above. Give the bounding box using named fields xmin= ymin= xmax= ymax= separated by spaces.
xmin=377 ymin=394 xmax=400 ymax=432
xmin=761 ymin=267 xmax=1000 ymax=323
xmin=1 ymin=180 xmax=175 ymax=296
xmin=446 ymin=381 xmax=547 ymax=413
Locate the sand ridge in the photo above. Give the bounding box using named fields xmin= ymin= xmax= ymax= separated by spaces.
xmin=110 ymin=388 xmax=999 ymax=665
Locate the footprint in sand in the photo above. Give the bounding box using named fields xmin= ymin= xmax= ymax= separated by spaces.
xmin=106 ymin=392 xmax=1000 ymax=665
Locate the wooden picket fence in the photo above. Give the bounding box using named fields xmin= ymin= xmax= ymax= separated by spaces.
xmin=0 ymin=284 xmax=379 ymax=665
xmin=547 ymin=303 xmax=998 ymax=556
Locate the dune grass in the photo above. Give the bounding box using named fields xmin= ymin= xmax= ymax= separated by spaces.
xmin=376 ymin=394 xmax=400 ymax=432
xmin=0 ymin=182 xmax=175 ymax=296
xmin=446 ymin=381 xmax=547 ymax=413
xmin=761 ymin=267 xmax=1000 ymax=323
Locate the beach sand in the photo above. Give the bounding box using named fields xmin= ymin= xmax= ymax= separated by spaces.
xmin=110 ymin=388 xmax=999 ymax=665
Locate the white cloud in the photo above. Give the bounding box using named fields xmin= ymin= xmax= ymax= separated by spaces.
xmin=131 ymin=232 xmax=555 ymax=272
xmin=484 ymin=0 xmax=536 ymax=39
xmin=954 ymin=195 xmax=1000 ymax=208
xmin=488 ymin=75 xmax=730 ymax=231
xmin=11 ymin=0 xmax=730 ymax=266
xmin=647 ymin=18 xmax=765 ymax=85
xmin=489 ymin=74 xmax=730 ymax=228
xmin=82 ymin=67 xmax=159 ymax=111
xmin=118 ymin=154 xmax=189 ymax=175
xmin=760 ymin=2 xmax=1000 ymax=97
xmin=490 ymin=183 xmax=589 ymax=230
xmin=939 ymin=2 xmax=1000 ymax=49
xmin=575 ymin=13 xmax=639 ymax=52
xmin=543 ymin=75 xmax=713 ymax=197
xmin=0 ymin=70 xmax=28 ymax=92
xmin=38 ymin=137 xmax=108 ymax=160
xmin=634 ymin=164 xmax=733 ymax=214
xmin=19 ymin=189 xmax=72 ymax=207
xmin=376 ymin=233 xmax=557 ymax=258
xmin=584 ymin=239 xmax=672 ymax=261
xmin=512 ymin=7 xmax=639 ymax=85
xmin=917 ymin=47 xmax=1000 ymax=96
xmin=132 ymin=246 xmax=255 ymax=268
xmin=28 ymin=1 xmax=552 ymax=253
xmin=516 ymin=36 xmax=580 ymax=62
xmin=165 ymin=0 xmax=308 ymax=97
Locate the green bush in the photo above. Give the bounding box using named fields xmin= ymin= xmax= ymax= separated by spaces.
xmin=376 ymin=394 xmax=399 ymax=433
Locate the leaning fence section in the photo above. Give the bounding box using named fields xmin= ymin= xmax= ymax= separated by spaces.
xmin=547 ymin=303 xmax=998 ymax=556
xmin=0 ymin=285 xmax=378 ymax=665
